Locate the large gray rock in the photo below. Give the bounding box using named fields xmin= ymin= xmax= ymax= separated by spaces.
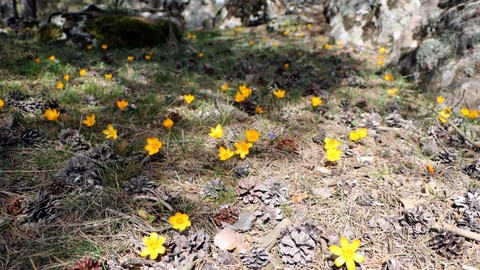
xmin=183 ymin=0 xmax=215 ymax=29
xmin=391 ymin=0 xmax=480 ymax=104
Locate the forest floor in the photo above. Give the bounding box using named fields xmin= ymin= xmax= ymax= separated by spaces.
xmin=0 ymin=24 xmax=479 ymax=270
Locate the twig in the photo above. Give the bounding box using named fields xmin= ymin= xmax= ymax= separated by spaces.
xmin=105 ymin=208 xmax=169 ymax=233
xmin=433 ymin=222 xmax=480 ymax=242
xmin=448 ymin=122 xmax=480 ymax=149
xmin=134 ymin=192 xmax=174 ymax=212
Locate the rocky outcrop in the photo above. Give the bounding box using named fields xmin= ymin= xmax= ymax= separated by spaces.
xmin=391 ymin=0 xmax=480 ymax=104
xmin=183 ymin=0 xmax=215 ymax=29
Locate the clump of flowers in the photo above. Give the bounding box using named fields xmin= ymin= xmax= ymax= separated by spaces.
xmin=438 ymin=107 xmax=451 ymax=124
xmin=168 ymin=212 xmax=191 ymax=231
xmin=324 ymin=137 xmax=342 ymax=163
xmin=44 ymin=108 xmax=60 ymax=121
xmin=330 ymin=236 xmax=364 ymax=270
xmin=209 ymin=124 xmax=223 ymax=139
xmin=164 ymin=117 xmax=174 ymax=129
xmin=218 ymin=146 xmax=234 ymax=160
xmin=324 ymin=44 xmax=332 ymax=50
xmin=117 ymin=99 xmax=128 ymax=110
xmin=145 ymin=137 xmax=162 ymax=156
xmin=387 ymin=88 xmax=398 ymax=96
xmin=234 ymin=140 xmax=253 ymax=159
xmin=377 ymin=47 xmax=386 ymax=66
xmin=103 ymin=124 xmax=118 ymax=139
xmin=183 ymin=94 xmax=194 ymax=104
xmin=349 ymin=128 xmax=368 ymax=141
xmin=56 ymin=81 xmax=64 ymax=89
xmin=79 ymin=69 xmax=86 ymax=76
xmin=82 ymin=113 xmax=95 ymax=127
xmin=461 ymin=108 xmax=479 ymax=119
xmin=255 ymin=105 xmax=264 ymax=114
xmin=63 ymin=74 xmax=69 ymax=81
xmin=140 ymin=232 xmax=167 ymax=260
xmin=105 ymin=73 xmax=113 ymax=80
xmin=235 ymin=84 xmax=252 ymax=103
xmin=273 ymin=89 xmax=286 ymax=99
xmin=383 ymin=73 xmax=394 ymax=81
xmin=436 ymin=96 xmax=445 ymax=104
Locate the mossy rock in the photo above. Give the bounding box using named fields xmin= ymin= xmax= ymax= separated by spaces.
xmin=85 ymin=14 xmax=183 ymax=48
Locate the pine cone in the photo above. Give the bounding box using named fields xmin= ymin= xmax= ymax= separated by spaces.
xmin=254 ymin=205 xmax=283 ymax=224
xmin=58 ymin=128 xmax=90 ymax=152
xmin=360 ymin=112 xmax=381 ymax=133
xmin=86 ymin=145 xmax=113 ymax=162
xmin=8 ymin=90 xmax=27 ymax=100
xmin=278 ymin=223 xmax=319 ymax=267
xmin=214 ymin=206 xmax=239 ymax=227
xmin=339 ymin=109 xmax=357 ymax=127
xmin=400 ymin=206 xmax=433 ymax=235
xmin=0 ymin=127 xmax=17 ymax=146
xmin=311 ymin=129 xmax=325 ymax=145
xmin=463 ymin=161 xmax=480 ymax=180
xmin=454 ymin=189 xmax=480 ymax=219
xmin=233 ymin=163 xmax=250 ymax=177
xmin=261 ymin=179 xmax=288 ymax=206
xmin=430 ymin=231 xmax=465 ymax=259
xmin=25 ymin=191 xmax=60 ymax=224
xmin=240 ymin=248 xmax=270 ymax=269
xmin=57 ymin=156 xmax=99 ymax=186
xmin=166 ymin=230 xmax=210 ymax=264
xmin=68 ymin=256 xmax=103 ymax=270
xmin=236 ymin=178 xmax=264 ymax=204
xmin=7 ymin=196 xmax=28 ymax=215
xmin=122 ymin=175 xmax=156 ymax=195
xmin=204 ymin=178 xmax=226 ymax=198
xmin=275 ymin=137 xmax=298 ymax=152
xmin=44 ymin=98 xmax=60 ymax=110
xmin=167 ymin=110 xmax=182 ymax=122
xmin=435 ymin=149 xmax=456 ymax=166
xmin=9 ymin=97 xmax=44 ymax=114
xmin=340 ymin=99 xmax=350 ymax=110
xmin=21 ymin=128 xmax=43 ymax=145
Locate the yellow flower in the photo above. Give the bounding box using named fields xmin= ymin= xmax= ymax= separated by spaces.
xmin=0 ymin=99 xmax=4 ymax=109
xmin=63 ymin=74 xmax=69 ymax=81
xmin=324 ymin=137 xmax=341 ymax=150
xmin=183 ymin=94 xmax=194 ymax=104
xmin=103 ymin=124 xmax=118 ymax=139
xmin=105 ymin=73 xmax=113 ymax=80
xmin=350 ymin=130 xmax=360 ymax=141
xmin=245 ymin=129 xmax=260 ymax=143
xmin=87 ymin=44 xmax=93 ymax=50
xmin=221 ymin=83 xmax=229 ymax=91
xmin=140 ymin=232 xmax=166 ymax=260
xmin=337 ymin=41 xmax=343 ymax=49
xmin=249 ymin=40 xmax=255 ymax=46
xmin=330 ymin=236 xmax=365 ymax=270
xmin=468 ymin=109 xmax=479 ymax=119
xmin=82 ymin=113 xmax=96 ymax=127
xmin=117 ymin=99 xmax=128 ymax=110
xmin=255 ymin=105 xmax=264 ymax=114
xmin=44 ymin=108 xmax=60 ymax=121
xmin=284 ymin=63 xmax=290 ymax=69
xmin=79 ymin=69 xmax=86 ymax=76
xmin=49 ymin=55 xmax=55 ymax=61
xmin=311 ymin=96 xmax=323 ymax=107
xmin=273 ymin=89 xmax=286 ymax=99
xmin=324 ymin=44 xmax=332 ymax=50
xmin=379 ymin=47 xmax=386 ymax=54
xmin=282 ymin=30 xmax=289 ymax=36
xmin=357 ymin=128 xmax=368 ymax=139
xmin=436 ymin=96 xmax=445 ymax=104
xmin=383 ymin=73 xmax=394 ymax=81
xmin=272 ymin=41 xmax=278 ymax=48
xmin=387 ymin=88 xmax=398 ymax=96
xmin=218 ymin=146 xmax=235 ymax=161
xmin=209 ymin=124 xmax=223 ymax=139
xmin=239 ymin=85 xmax=252 ymax=97
xmin=235 ymin=92 xmax=246 ymax=103
xmin=145 ymin=137 xmax=162 ymax=156
xmin=128 ymin=55 xmax=134 ymax=62
xmin=438 ymin=109 xmax=451 ymax=124
xmin=445 ymin=106 xmax=452 ymax=113
xmin=377 ymin=58 xmax=385 ymax=66
xmin=461 ymin=108 xmax=470 ymax=116
xmin=101 ymin=44 xmax=108 ymax=50
xmin=198 ymin=52 xmax=204 ymax=59
xmin=168 ymin=212 xmax=191 ymax=231
xmin=164 ymin=117 xmax=174 ymax=129
xmin=234 ymin=140 xmax=253 ymax=159
xmin=326 ymin=148 xmax=342 ymax=162
xmin=56 ymin=81 xmax=64 ymax=89
xmin=34 ymin=58 xmax=40 ymax=63
xmin=307 ymin=23 xmax=312 ymax=29
xmin=145 ymin=54 xmax=151 ymax=61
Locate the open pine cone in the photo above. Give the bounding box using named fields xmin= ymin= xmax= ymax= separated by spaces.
xmin=166 ymin=230 xmax=210 ymax=265
xmin=204 ymin=178 xmax=227 ymax=198
xmin=122 ymin=175 xmax=157 ymax=195
xmin=430 ymin=231 xmax=465 ymax=259
xmin=58 ymin=128 xmax=90 ymax=152
xmin=277 ymin=223 xmax=320 ymax=267
xmin=240 ymin=248 xmax=270 ymax=269
xmin=236 ymin=177 xmax=264 ymax=204
xmin=21 ymin=128 xmax=43 ymax=145
xmin=254 ymin=205 xmax=283 ymax=224
xmin=214 ymin=206 xmax=239 ymax=227
xmin=454 ymin=189 xmax=480 ymax=232
xmin=399 ymin=206 xmax=433 ymax=235
xmin=57 ymin=156 xmax=99 ymax=186
xmin=68 ymin=256 xmax=103 ymax=270
xmin=25 ymin=191 xmax=60 ymax=224
xmin=261 ymin=179 xmax=288 ymax=207
xmin=435 ymin=149 xmax=456 ymax=166
xmin=463 ymin=161 xmax=480 ymax=180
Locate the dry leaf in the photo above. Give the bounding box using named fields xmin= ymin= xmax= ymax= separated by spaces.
xmin=214 ymin=227 xmax=250 ymax=253
xmin=400 ymin=197 xmax=427 ymax=210
xmin=291 ymin=193 xmax=309 ymax=203
xmin=427 ymin=164 xmax=435 ymax=174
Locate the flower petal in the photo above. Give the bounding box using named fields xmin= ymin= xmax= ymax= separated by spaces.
xmin=350 ymin=239 xmax=360 ymax=252
xmin=158 ymin=245 xmax=166 ymax=255
xmin=150 ymin=232 xmax=158 ymax=241
xmin=150 ymin=250 xmax=158 ymax=260
xmin=340 ymin=236 xmax=350 ymax=250
xmin=330 ymin=245 xmax=343 ymax=256
xmin=346 ymin=259 xmax=356 ymax=270
xmin=354 ymin=253 xmax=365 ymax=264
xmin=334 ymin=256 xmax=346 ymax=267
xmin=158 ymin=236 xmax=167 ymax=245
xmin=142 ymin=236 xmax=150 ymax=245
xmin=140 ymin=248 xmax=150 ymax=257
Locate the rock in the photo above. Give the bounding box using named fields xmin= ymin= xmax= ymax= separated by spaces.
xmin=391 ymin=1 xmax=480 ymax=105
xmin=183 ymin=0 xmax=215 ymax=29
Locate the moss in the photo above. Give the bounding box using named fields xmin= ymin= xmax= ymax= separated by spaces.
xmin=85 ymin=14 xmax=182 ymax=48
xmin=35 ymin=24 xmax=63 ymax=43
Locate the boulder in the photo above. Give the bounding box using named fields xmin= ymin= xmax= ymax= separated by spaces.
xmin=391 ymin=0 xmax=480 ymax=104
xmin=182 ymin=0 xmax=215 ymax=29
